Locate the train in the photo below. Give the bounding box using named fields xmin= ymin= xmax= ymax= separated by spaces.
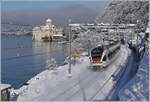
xmin=89 ymin=41 xmax=120 ymax=68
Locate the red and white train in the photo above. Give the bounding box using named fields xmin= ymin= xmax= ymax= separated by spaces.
xmin=89 ymin=41 xmax=120 ymax=68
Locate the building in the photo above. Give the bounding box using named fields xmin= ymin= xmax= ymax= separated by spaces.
xmin=32 ymin=19 xmax=64 ymax=41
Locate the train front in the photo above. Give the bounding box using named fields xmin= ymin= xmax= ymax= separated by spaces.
xmin=89 ymin=46 xmax=106 ymax=68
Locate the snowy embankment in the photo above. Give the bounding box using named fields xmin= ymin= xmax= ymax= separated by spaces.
xmin=118 ymin=25 xmax=149 ymax=101
xmin=118 ymin=51 xmax=149 ymax=101
xmin=17 ymin=45 xmax=130 ymax=101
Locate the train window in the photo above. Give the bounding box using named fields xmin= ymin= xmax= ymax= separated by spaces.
xmin=108 ymin=52 xmax=113 ymax=59
xmin=91 ymin=47 xmax=103 ymax=58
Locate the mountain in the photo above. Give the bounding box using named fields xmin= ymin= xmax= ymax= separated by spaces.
xmin=96 ymin=1 xmax=149 ymax=32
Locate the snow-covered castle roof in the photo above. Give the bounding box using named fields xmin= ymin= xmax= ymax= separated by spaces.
xmin=33 ymin=27 xmax=40 ymax=30
xmin=46 ymin=18 xmax=52 ymax=23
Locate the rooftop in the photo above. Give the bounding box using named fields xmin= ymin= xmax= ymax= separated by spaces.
xmin=46 ymin=18 xmax=52 ymax=23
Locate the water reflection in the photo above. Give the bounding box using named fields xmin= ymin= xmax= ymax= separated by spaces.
xmin=32 ymin=41 xmax=68 ymax=68
xmin=2 ymin=35 xmax=68 ymax=88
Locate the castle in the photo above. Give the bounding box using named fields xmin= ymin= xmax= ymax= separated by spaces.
xmin=32 ymin=19 xmax=64 ymax=41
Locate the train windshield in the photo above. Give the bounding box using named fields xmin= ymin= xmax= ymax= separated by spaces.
xmin=91 ymin=47 xmax=103 ymax=59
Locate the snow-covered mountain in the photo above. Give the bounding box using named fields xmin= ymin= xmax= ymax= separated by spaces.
xmin=95 ymin=1 xmax=149 ymax=32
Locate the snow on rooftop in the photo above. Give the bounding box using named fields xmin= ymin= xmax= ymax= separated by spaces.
xmin=46 ymin=18 xmax=52 ymax=23
xmin=128 ymin=24 xmax=136 ymax=26
xmin=146 ymin=28 xmax=149 ymax=33
xmin=69 ymin=24 xmax=80 ymax=27
xmin=33 ymin=27 xmax=40 ymax=30
xmin=53 ymin=33 xmax=63 ymax=37
xmin=146 ymin=21 xmax=149 ymax=33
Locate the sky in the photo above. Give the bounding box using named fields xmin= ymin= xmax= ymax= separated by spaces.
xmin=2 ymin=0 xmax=109 ymax=10
xmin=2 ymin=1 xmax=71 ymax=9
xmin=1 ymin=0 xmax=109 ymax=26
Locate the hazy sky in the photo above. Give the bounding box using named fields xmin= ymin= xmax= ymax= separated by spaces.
xmin=2 ymin=0 xmax=109 ymax=26
xmin=2 ymin=0 xmax=109 ymax=10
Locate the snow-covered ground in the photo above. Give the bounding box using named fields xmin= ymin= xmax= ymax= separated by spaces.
xmin=118 ymin=25 xmax=149 ymax=101
xmin=17 ymin=45 xmax=130 ymax=101
xmin=118 ymin=51 xmax=149 ymax=101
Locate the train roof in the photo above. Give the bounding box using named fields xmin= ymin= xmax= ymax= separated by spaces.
xmin=91 ymin=40 xmax=120 ymax=50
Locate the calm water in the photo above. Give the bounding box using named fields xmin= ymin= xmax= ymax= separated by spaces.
xmin=1 ymin=35 xmax=68 ymax=88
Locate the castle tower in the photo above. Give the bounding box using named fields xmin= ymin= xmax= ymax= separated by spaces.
xmin=46 ymin=18 xmax=53 ymax=28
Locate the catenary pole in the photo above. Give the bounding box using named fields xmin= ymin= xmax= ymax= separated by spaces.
xmin=68 ymin=19 xmax=72 ymax=78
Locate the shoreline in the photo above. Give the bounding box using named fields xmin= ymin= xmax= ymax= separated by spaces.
xmin=17 ymin=45 xmax=130 ymax=101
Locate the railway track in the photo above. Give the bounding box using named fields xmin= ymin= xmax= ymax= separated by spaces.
xmin=17 ymin=45 xmax=129 ymax=101
xmin=50 ymin=52 xmax=124 ymax=101
xmin=51 ymin=67 xmax=102 ymax=101
xmin=56 ymin=45 xmax=129 ymax=101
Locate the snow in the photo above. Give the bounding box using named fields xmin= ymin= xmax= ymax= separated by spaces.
xmin=118 ymin=51 xmax=149 ymax=101
xmin=17 ymin=45 xmax=130 ymax=101
xmin=105 ymin=48 xmax=138 ymax=100
xmin=0 ymin=84 xmax=11 ymax=90
xmin=145 ymin=21 xmax=149 ymax=33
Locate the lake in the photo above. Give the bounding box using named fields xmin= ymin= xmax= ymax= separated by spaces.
xmin=1 ymin=35 xmax=68 ymax=88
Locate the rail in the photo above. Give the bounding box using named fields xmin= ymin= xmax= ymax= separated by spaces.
xmin=48 ymin=47 xmax=128 ymax=101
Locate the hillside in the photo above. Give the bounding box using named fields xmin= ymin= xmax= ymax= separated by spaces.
xmin=96 ymin=1 xmax=149 ymax=32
